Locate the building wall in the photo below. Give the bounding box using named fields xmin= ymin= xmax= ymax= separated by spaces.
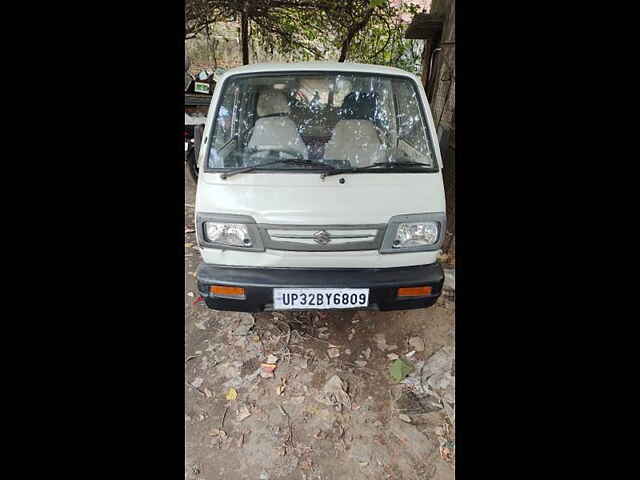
xmin=426 ymin=0 xmax=455 ymax=256
xmin=429 ymin=0 xmax=455 ymax=134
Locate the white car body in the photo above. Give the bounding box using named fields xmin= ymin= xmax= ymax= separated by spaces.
xmin=195 ymin=62 xmax=446 ymax=312
xmin=195 ymin=62 xmax=445 ymax=268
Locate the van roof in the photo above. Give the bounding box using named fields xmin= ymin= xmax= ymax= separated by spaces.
xmin=218 ymin=61 xmax=418 ymax=81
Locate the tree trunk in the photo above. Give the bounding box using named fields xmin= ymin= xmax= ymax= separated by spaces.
xmin=241 ymin=11 xmax=249 ymax=65
xmin=338 ymin=8 xmax=374 ymax=62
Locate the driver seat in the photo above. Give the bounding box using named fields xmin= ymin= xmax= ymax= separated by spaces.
xmin=324 ymin=92 xmax=385 ymax=167
xmin=247 ymin=90 xmax=307 ymax=159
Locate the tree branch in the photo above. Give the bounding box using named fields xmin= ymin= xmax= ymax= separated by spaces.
xmin=251 ymin=16 xmax=324 ymax=59
xmin=371 ymin=12 xmax=393 ymax=61
xmin=338 ymin=7 xmax=374 ymax=62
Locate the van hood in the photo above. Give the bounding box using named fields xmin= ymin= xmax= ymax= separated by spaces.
xmin=195 ymin=172 xmax=445 ymax=225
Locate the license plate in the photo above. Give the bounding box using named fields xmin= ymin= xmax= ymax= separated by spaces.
xmin=273 ymin=288 xmax=369 ymax=310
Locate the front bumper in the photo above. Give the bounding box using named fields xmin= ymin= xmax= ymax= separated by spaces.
xmin=196 ymin=263 xmax=444 ymax=312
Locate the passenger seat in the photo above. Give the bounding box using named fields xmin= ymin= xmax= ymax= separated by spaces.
xmin=324 ymin=120 xmax=385 ymax=167
xmin=247 ymin=90 xmax=307 ymax=159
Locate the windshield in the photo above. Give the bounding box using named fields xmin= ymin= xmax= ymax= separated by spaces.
xmin=206 ymin=72 xmax=437 ymax=172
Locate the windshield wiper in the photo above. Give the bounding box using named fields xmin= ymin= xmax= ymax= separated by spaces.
xmin=320 ymin=161 xmax=432 ymax=179
xmin=220 ymin=159 xmax=335 ymax=180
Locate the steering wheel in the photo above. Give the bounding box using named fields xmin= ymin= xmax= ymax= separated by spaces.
xmin=248 ymin=146 xmax=304 ymax=160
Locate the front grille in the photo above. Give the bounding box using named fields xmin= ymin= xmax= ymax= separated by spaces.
xmin=258 ymin=224 xmax=386 ymax=251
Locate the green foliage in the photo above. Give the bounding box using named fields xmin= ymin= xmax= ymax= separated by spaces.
xmin=186 ymin=0 xmax=424 ymax=73
xmin=347 ymin=2 xmax=423 ymax=72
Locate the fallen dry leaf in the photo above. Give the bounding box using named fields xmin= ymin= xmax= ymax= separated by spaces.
xmin=237 ymin=405 xmax=251 ymax=422
xmin=440 ymin=445 xmax=452 ymax=461
xmin=260 ymin=363 xmax=277 ymax=378
xmin=276 ymin=377 xmax=287 ymax=395
xmin=209 ymin=429 xmax=227 ymax=440
xmin=399 ymin=414 xmax=412 ymax=423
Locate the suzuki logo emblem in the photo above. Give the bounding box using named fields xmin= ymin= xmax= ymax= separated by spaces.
xmin=312 ymin=230 xmax=331 ymax=245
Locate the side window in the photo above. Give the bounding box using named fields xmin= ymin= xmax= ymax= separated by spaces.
xmin=213 ymin=82 xmax=238 ymax=149
xmin=235 ymin=88 xmax=254 ymax=146
xmin=393 ymin=80 xmax=429 ymax=155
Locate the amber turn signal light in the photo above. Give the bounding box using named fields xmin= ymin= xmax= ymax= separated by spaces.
xmin=397 ymin=286 xmax=432 ymax=298
xmin=210 ymin=285 xmax=246 ymax=299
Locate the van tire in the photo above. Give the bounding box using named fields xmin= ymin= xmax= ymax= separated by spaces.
xmin=186 ymin=148 xmax=198 ymax=183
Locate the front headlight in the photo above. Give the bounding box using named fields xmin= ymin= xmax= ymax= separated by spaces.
xmin=205 ymin=222 xmax=252 ymax=247
xmin=196 ymin=213 xmax=265 ymax=251
xmin=380 ymin=213 xmax=446 ymax=253
xmin=393 ymin=221 xmax=439 ymax=248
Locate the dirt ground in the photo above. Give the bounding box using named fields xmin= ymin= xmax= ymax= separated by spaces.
xmin=185 ymin=167 xmax=455 ymax=480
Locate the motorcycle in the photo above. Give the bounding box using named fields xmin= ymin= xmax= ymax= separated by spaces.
xmin=185 ymin=53 xmax=221 ymax=182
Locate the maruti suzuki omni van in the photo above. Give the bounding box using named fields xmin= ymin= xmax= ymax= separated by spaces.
xmin=195 ymin=62 xmax=446 ymax=312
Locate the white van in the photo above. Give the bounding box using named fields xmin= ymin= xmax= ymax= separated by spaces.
xmin=195 ymin=62 xmax=446 ymax=312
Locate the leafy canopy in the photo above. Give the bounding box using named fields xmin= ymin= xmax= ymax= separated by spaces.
xmin=186 ymin=0 xmax=424 ymax=73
